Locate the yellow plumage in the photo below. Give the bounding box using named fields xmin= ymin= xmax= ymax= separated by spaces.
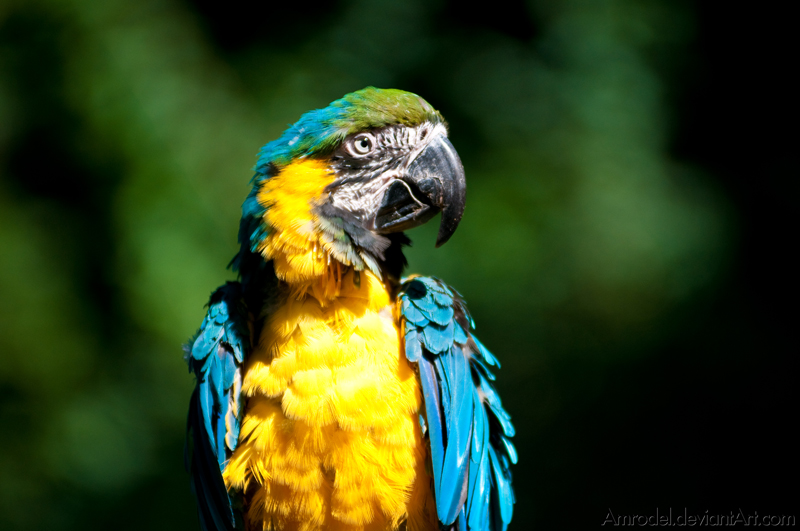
xmin=223 ymin=160 xmax=437 ymax=531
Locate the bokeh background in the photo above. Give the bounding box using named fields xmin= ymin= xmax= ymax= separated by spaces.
xmin=0 ymin=0 xmax=794 ymax=529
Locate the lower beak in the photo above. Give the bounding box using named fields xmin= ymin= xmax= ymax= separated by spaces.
xmin=372 ymin=134 xmax=466 ymax=247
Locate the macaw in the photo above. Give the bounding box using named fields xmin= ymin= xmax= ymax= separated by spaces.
xmin=184 ymin=87 xmax=516 ymax=531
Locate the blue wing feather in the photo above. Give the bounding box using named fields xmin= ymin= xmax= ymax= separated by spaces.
xmin=413 ymin=295 xmax=454 ymax=326
xmin=418 ymin=356 xmax=445 ymax=490
xmin=185 ymin=282 xmax=250 ymax=531
xmin=467 ymin=389 xmax=491 ymax=531
xmin=432 ymin=347 xmax=473 ymax=524
xmin=422 ymin=323 xmax=451 ymax=354
xmin=405 ymin=329 xmax=423 ymax=362
xmin=398 ymin=277 xmax=515 ymax=531
xmin=472 ymin=335 xmax=501 ymax=368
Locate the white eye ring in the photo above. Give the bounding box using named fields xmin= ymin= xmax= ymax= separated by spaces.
xmin=350 ymin=133 xmax=374 ymax=156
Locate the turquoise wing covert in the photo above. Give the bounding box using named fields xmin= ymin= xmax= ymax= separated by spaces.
xmin=399 ymin=277 xmax=517 ymax=531
xmin=184 ymin=282 xmax=250 ymax=531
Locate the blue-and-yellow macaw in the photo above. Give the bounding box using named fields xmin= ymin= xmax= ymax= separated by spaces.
xmin=184 ymin=87 xmax=516 ymax=531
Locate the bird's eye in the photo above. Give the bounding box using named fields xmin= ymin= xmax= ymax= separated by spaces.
xmin=351 ymin=134 xmax=374 ymax=156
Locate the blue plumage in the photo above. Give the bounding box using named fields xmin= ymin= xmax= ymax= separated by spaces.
xmin=399 ymin=277 xmax=517 ymax=531
xmin=185 ymin=282 xmax=250 ymax=531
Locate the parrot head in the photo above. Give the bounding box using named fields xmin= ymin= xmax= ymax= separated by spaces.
xmin=236 ymin=87 xmax=466 ymax=283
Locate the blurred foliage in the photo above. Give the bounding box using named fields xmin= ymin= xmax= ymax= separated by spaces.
xmin=0 ymin=0 xmax=793 ymax=530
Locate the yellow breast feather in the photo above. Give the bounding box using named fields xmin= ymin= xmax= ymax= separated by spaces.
xmin=223 ymin=160 xmax=437 ymax=531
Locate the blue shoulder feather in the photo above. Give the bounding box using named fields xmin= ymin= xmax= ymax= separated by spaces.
xmin=184 ymin=282 xmax=250 ymax=531
xmin=398 ymin=277 xmax=516 ymax=531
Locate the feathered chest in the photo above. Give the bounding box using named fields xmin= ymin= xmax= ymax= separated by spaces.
xmin=222 ymin=271 xmax=436 ymax=530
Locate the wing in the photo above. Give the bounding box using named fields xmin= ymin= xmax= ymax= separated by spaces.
xmin=399 ymin=277 xmax=517 ymax=531
xmin=184 ymin=282 xmax=250 ymax=531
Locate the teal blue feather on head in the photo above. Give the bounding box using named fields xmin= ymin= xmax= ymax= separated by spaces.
xmin=254 ymin=87 xmax=445 ymax=174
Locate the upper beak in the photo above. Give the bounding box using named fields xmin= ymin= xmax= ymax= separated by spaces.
xmin=372 ymin=134 xmax=466 ymax=247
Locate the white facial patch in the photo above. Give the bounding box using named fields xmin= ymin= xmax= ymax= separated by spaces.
xmin=327 ymin=122 xmax=448 ymax=220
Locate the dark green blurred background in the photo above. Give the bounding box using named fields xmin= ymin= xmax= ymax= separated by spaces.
xmin=0 ymin=1 xmax=794 ymax=529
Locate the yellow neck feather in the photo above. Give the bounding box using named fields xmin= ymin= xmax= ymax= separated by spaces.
xmin=256 ymin=159 xmax=344 ymax=299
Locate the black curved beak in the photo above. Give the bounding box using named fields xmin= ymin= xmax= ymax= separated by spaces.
xmin=372 ymin=134 xmax=466 ymax=247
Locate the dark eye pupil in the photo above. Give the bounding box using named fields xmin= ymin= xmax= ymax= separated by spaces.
xmin=359 ymin=139 xmax=369 ymax=148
